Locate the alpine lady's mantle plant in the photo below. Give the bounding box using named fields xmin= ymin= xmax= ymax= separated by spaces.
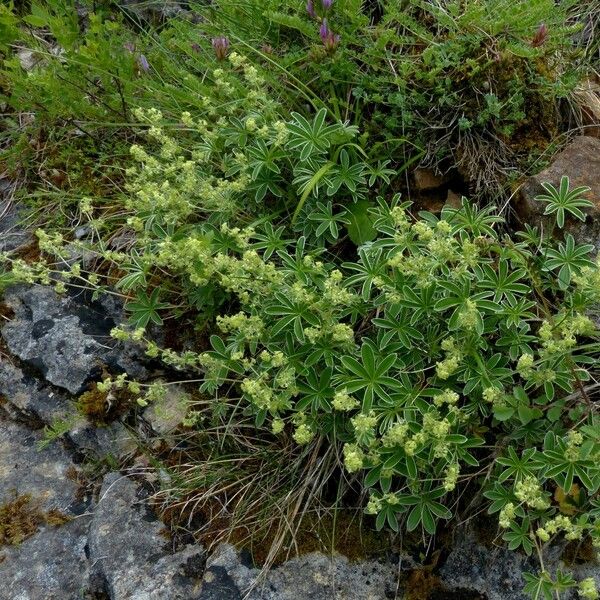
xmin=103 ymin=171 xmax=599 ymax=597
xmin=5 ymin=97 xmax=600 ymax=595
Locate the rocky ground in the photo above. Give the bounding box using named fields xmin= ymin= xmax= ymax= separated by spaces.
xmin=1 ymin=136 xmax=600 ymax=599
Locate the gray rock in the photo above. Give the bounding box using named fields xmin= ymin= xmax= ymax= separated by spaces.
xmin=0 ymin=180 xmax=32 ymax=253
xmin=0 ymin=416 xmax=83 ymax=512
xmin=0 ymin=360 xmax=72 ymax=427
xmin=439 ymin=529 xmax=534 ymax=600
xmin=88 ymin=472 xmax=205 ymax=599
xmin=0 ymin=516 xmax=91 ymax=600
xmin=204 ymin=543 xmax=400 ymax=600
xmin=1 ymin=285 xmax=148 ymax=394
xmin=516 ymin=136 xmax=600 ymax=250
xmin=439 ymin=527 xmax=600 ymax=600
xmin=67 ymin=418 xmax=139 ymax=460
xmin=143 ymin=385 xmax=189 ymax=436
xmin=0 ymin=348 xmax=140 ymax=463
xmin=0 ymin=416 xmax=92 ymax=599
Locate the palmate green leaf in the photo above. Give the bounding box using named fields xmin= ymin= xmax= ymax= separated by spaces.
xmin=502 ymin=518 xmax=534 ymax=555
xmin=373 ymin=305 xmax=423 ymax=349
xmin=286 ymin=108 xmax=343 ymax=161
xmin=338 ymin=342 xmax=398 ymax=411
xmin=367 ymin=159 xmax=396 ymax=187
xmin=484 ymin=482 xmax=519 ymax=514
xmin=306 ymin=201 xmax=350 ymax=242
xmin=296 ymin=367 xmax=334 ymax=413
xmin=265 ymin=292 xmax=321 ymax=341
xmin=536 ymin=175 xmax=593 ymax=229
xmin=247 ymin=139 xmax=285 ymax=176
xmin=326 ymin=149 xmax=367 ymax=198
xmin=522 ymin=572 xmax=554 ymax=600
xmin=116 ymin=252 xmax=150 ymax=292
xmin=496 ymin=447 xmax=543 ymax=483
xmin=441 ymin=197 xmax=501 ymax=237
xmin=405 ymin=488 xmax=451 ymax=534
xmin=343 ymin=247 xmax=386 ymax=300
xmin=250 ymin=223 xmax=291 ymax=260
xmin=399 ymin=285 xmax=437 ymax=324
xmin=126 ymin=288 xmax=169 ymax=328
xmin=475 ymin=259 xmax=530 ymax=303
xmin=543 ymin=234 xmax=595 ymax=290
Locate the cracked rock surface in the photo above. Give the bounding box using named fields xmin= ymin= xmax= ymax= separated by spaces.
xmin=88 ymin=473 xmax=205 ymax=600
xmin=1 ymin=285 xmax=148 ymax=394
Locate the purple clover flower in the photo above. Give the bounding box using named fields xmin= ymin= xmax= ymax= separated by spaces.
xmin=531 ymin=23 xmax=548 ymax=48
xmin=322 ymin=0 xmax=333 ymax=10
xmin=319 ymin=18 xmax=329 ymax=42
xmin=319 ymin=19 xmax=340 ymax=52
xmin=211 ymin=36 xmax=230 ymax=61
xmin=306 ymin=0 xmax=316 ymax=19
xmin=137 ymin=54 xmax=150 ymax=72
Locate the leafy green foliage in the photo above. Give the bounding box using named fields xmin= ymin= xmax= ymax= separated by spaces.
xmin=1 ymin=3 xmax=599 ymax=600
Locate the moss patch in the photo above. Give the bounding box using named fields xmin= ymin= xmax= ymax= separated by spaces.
xmin=76 ymin=382 xmax=132 ymax=425
xmin=0 ymin=495 xmax=44 ymax=546
xmin=0 ymin=494 xmax=73 ymax=546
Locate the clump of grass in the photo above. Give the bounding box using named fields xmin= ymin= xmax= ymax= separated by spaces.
xmin=152 ymin=405 xmax=351 ymax=572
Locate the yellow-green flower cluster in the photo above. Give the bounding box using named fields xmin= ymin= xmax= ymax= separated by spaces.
xmin=210 ymin=250 xmax=285 ymax=304
xmin=499 ymin=502 xmax=516 ymax=528
xmin=388 ymin=252 xmax=435 ymax=288
xmin=343 ymin=443 xmax=365 ymax=473
xmin=260 ymin=350 xmax=287 ymax=368
xmin=516 ymin=353 xmax=534 ymax=379
xmin=423 ymin=412 xmax=452 ymax=458
xmin=217 ymin=312 xmax=264 ymax=341
xmin=482 ymin=386 xmax=504 ymax=405
xmin=304 ymin=322 xmax=354 ymax=347
xmin=564 ymin=430 xmax=584 ymax=462
xmin=436 ymin=337 xmax=462 ymax=380
xmin=434 ymin=388 xmax=459 ymax=408
xmin=241 ymin=376 xmax=274 ymax=411
xmin=271 ymin=417 xmax=285 ymax=435
xmin=219 ymin=223 xmax=255 ymax=249
xmin=351 ymin=411 xmax=378 ymax=436
xmin=2 ymin=258 xmax=51 ymax=285
xmin=322 ymin=269 xmax=358 ymax=307
xmin=541 ymin=514 xmax=583 ymax=541
xmin=443 ymin=463 xmax=460 ymax=492
xmin=382 ymin=421 xmax=410 ymax=447
xmin=365 ymin=494 xmax=383 ymax=515
xmin=579 ymin=578 xmax=598 ymax=600
xmin=293 ymin=423 xmax=315 ymax=445
xmin=332 ymin=390 xmax=359 ymax=411
xmin=423 ymin=412 xmax=451 ymax=439
xmin=227 ymin=52 xmax=265 ymax=89
xmin=573 ymin=256 xmax=600 ymax=302
xmin=536 ymin=527 xmax=550 ymax=542
xmin=514 ymin=476 xmax=549 ymax=510
xmin=36 ymin=229 xmax=66 ymax=258
xmin=456 ymin=299 xmax=479 ymax=331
